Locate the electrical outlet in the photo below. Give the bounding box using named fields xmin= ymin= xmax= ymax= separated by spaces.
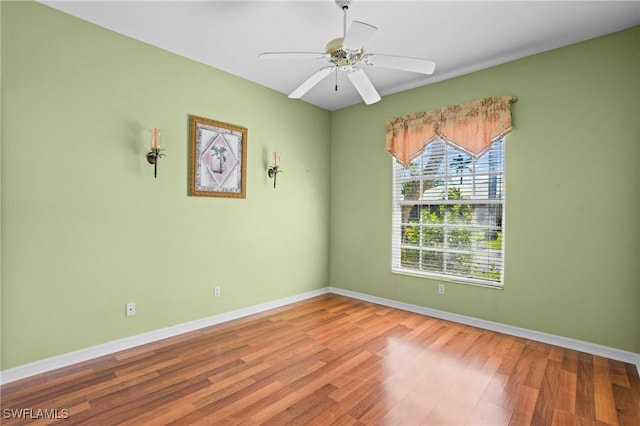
xmin=438 ymin=284 xmax=445 ymax=295
xmin=214 ymin=286 xmax=221 ymax=298
xmin=125 ymin=302 xmax=136 ymax=317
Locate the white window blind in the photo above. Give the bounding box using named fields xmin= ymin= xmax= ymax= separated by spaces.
xmin=392 ymin=138 xmax=506 ymax=287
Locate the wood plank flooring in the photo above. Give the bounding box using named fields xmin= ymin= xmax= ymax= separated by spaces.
xmin=1 ymin=294 xmax=639 ymax=425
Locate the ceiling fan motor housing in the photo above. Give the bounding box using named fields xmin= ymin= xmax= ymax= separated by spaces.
xmin=325 ymin=37 xmax=363 ymax=70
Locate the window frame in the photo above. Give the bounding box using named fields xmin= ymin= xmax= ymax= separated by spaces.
xmin=391 ymin=138 xmax=506 ymax=288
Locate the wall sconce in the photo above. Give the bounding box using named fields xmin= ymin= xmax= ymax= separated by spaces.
xmin=267 ymin=151 xmax=282 ymax=188
xmin=146 ymin=128 xmax=165 ymax=178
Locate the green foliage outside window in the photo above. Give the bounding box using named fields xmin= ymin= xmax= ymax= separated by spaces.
xmin=401 ymin=186 xmax=500 ymax=282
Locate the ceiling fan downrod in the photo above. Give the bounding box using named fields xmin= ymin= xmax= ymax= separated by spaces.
xmin=334 ymin=0 xmax=351 ymax=92
xmin=336 ymin=0 xmax=352 ymax=38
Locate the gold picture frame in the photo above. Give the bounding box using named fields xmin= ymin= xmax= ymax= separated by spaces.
xmin=189 ymin=115 xmax=247 ymax=198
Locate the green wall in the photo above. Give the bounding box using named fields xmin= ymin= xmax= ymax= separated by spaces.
xmin=330 ymin=26 xmax=640 ymax=353
xmin=1 ymin=1 xmax=330 ymax=369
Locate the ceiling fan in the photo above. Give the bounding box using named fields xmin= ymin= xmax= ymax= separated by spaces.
xmin=259 ymin=0 xmax=436 ymax=105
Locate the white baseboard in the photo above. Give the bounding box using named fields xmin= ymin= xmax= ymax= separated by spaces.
xmin=329 ymin=287 xmax=640 ymax=377
xmin=2 ymin=286 xmax=639 ymax=384
xmin=0 ymin=288 xmax=330 ymax=385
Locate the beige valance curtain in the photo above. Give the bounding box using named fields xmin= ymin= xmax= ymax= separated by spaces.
xmin=386 ymin=96 xmax=516 ymax=166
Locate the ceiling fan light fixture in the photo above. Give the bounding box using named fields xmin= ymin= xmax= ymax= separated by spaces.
xmin=326 ymin=37 xmax=364 ymax=69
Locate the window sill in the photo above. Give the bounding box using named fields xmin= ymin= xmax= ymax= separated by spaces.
xmin=391 ymin=268 xmax=504 ymax=290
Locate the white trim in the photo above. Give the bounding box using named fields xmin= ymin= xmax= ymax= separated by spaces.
xmin=2 ymin=286 xmax=639 ymax=385
xmin=0 ymin=288 xmax=330 ymax=385
xmin=329 ymin=287 xmax=640 ymax=372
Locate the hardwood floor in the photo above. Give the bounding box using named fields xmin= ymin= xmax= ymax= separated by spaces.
xmin=1 ymin=294 xmax=639 ymax=425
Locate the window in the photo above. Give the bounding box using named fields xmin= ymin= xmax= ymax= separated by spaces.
xmin=392 ymin=138 xmax=505 ymax=287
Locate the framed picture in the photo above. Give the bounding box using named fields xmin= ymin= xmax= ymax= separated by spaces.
xmin=189 ymin=115 xmax=247 ymax=198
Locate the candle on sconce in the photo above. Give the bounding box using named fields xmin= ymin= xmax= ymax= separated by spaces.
xmin=153 ymin=128 xmax=160 ymax=150
xmin=147 ymin=128 xmax=166 ymax=179
xmin=268 ymin=151 xmax=282 ymax=189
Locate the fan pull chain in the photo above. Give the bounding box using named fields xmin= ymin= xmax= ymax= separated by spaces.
xmin=335 ymin=67 xmax=338 ymax=91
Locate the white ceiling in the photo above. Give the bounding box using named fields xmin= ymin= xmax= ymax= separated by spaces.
xmin=39 ymin=1 xmax=640 ymax=111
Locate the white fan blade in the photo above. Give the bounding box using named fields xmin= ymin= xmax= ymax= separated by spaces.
xmin=289 ymin=66 xmax=334 ymax=99
xmin=364 ymin=54 xmax=436 ymax=75
xmin=259 ymin=52 xmax=328 ymax=60
xmin=347 ymin=68 xmax=381 ymax=105
xmin=343 ymin=21 xmax=377 ymax=50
